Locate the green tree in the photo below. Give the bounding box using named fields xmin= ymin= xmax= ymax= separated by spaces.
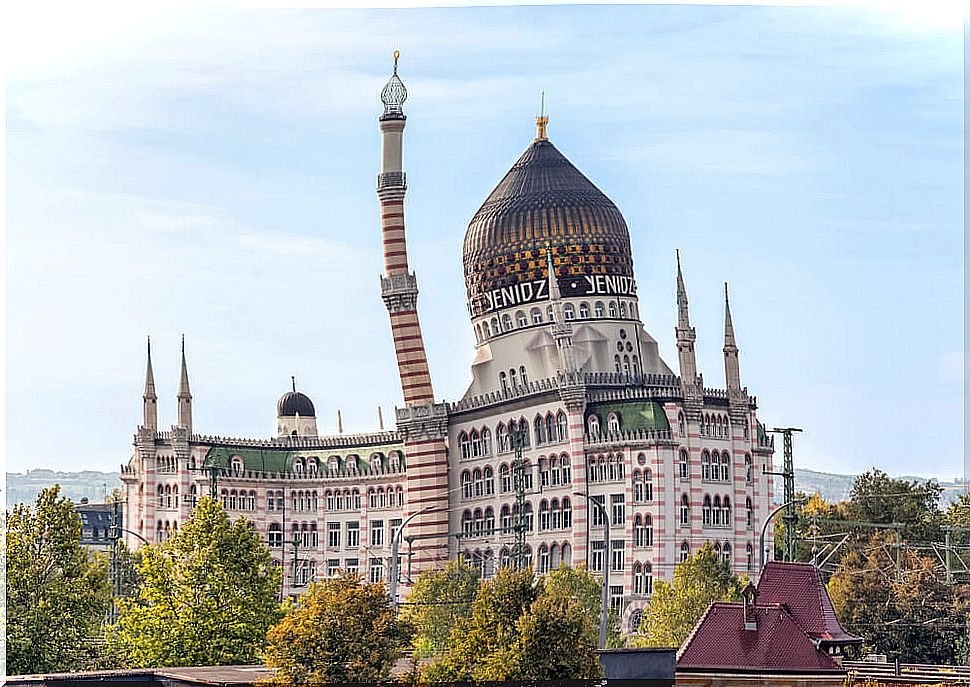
xmin=847 ymin=469 xmax=944 ymax=543
xmin=107 ymin=497 xmax=282 ymax=667
xmin=264 ymin=572 xmax=412 ymax=684
xmin=632 ymin=542 xmax=744 ymax=648
xmin=401 ymin=559 xmax=479 ymax=657
xmin=828 ymin=535 xmax=969 ymax=664
xmin=425 ymin=565 xmax=602 ymax=681
xmin=6 ymin=486 xmax=112 ymax=675
xmin=544 ymin=563 xmax=622 ymax=648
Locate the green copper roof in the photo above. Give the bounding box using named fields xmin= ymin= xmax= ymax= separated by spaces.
xmin=203 ymin=443 xmax=406 ymax=476
xmin=585 ymin=401 xmax=670 ymax=432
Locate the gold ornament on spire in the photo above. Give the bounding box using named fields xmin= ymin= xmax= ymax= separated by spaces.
xmin=535 ymin=90 xmax=548 ymax=141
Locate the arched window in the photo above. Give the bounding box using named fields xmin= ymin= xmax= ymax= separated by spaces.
xmin=546 ymin=414 xmax=556 ymax=444
xmin=746 ymin=542 xmax=754 ymax=571
xmin=634 ymin=471 xmax=644 ymax=502
xmin=680 ymin=541 xmax=690 ymax=562
xmin=679 ymin=449 xmax=689 ymax=479
xmin=550 ymin=498 xmax=562 ymax=529
xmin=501 ymin=504 xmax=512 ymax=532
xmin=502 ymin=313 xmax=512 ymax=331
xmin=231 ymin=457 xmax=244 ymax=476
xmin=500 ymin=547 xmax=512 ymax=568
xmin=539 ymin=500 xmax=550 ymax=531
xmin=723 ymin=542 xmax=732 ymax=565
xmin=516 ymin=310 xmax=527 ymax=327
xmin=539 ymin=457 xmax=549 ymax=487
xmin=579 ymin=302 xmax=590 ymax=318
xmin=497 ymin=423 xmax=508 ymax=452
xmin=594 ymin=301 xmax=605 ymax=317
xmin=308 ymin=458 xmax=318 ymax=476
xmin=499 ymin=371 xmax=508 ymax=394
xmin=461 ymin=471 xmax=472 ymax=499
xmin=499 ymin=464 xmax=511 ymax=493
xmin=561 ymin=453 xmax=571 ymax=484
xmin=473 ymin=508 xmax=483 ymax=536
xmin=293 ymin=458 xmax=304 ymax=476
xmin=608 ymin=301 xmax=618 ymax=318
xmin=165 ymin=485 xmax=173 ymax=509
xmin=562 ymin=542 xmax=572 ymax=566
xmin=530 ymin=307 xmax=543 ymax=325
xmin=550 ymin=543 xmax=561 ymax=569
xmin=219 ymin=488 xmax=227 ymax=509
xmin=461 ymin=510 xmax=472 ymax=536
xmin=587 ymin=414 xmax=600 ymax=436
xmin=714 ymin=542 xmax=722 ymax=558
xmin=634 ymin=514 xmax=645 ymax=547
xmin=634 ymin=562 xmax=644 ymax=594
xmin=325 ymin=490 xmax=333 ymax=510
xmin=680 ymin=494 xmax=690 ymax=526
xmin=397 ymin=487 xmax=404 ymax=507
xmin=607 ymin=413 xmax=620 ymax=434
xmin=547 ymin=305 xmax=555 ymax=322
xmin=678 ymin=412 xmax=686 ymax=436
xmin=619 ymin=301 xmax=627 ymax=318
xmin=701 ymin=450 xmax=712 ymax=481
xmin=721 ymin=453 xmax=731 ymax=482
xmin=458 ymin=432 xmax=471 ymax=459
xmin=473 ymin=468 xmax=483 ymax=498
xmin=644 ymin=470 xmax=653 ymax=502
xmin=481 ymin=428 xmax=492 ymax=455
xmin=484 ymin=507 xmax=495 ymax=534
xmin=614 ymin=355 xmax=621 ymax=373
xmin=703 ymin=496 xmax=713 ymax=526
xmin=562 ymin=497 xmax=572 ymax=528
xmin=563 ymin=304 xmax=575 ymax=320
xmin=523 ymin=502 xmax=534 ymax=532
xmin=491 ymin=316 xmax=499 ymax=334
xmin=354 ymin=489 xmax=362 ymax=509
xmin=190 ymin=484 xmax=198 ymax=508
xmin=483 ymin=320 xmax=491 ymax=338
xmin=157 ymin=485 xmax=164 ymax=508
xmin=379 ymin=488 xmax=387 ymax=508
xmin=538 ymin=544 xmax=550 ymax=574
xmin=745 ymin=454 xmax=753 ymax=483
xmin=369 ymin=488 xmax=378 ymax=509
xmin=229 ymin=490 xmax=237 ymax=511
xmin=556 ymin=412 xmax=567 ymax=442
xmin=723 ymin=496 xmax=732 ymax=527
xmin=484 ymin=466 xmax=494 ymax=496
xmin=645 ymin=514 xmax=653 ymax=547
xmin=746 ymin=497 xmax=753 ymax=529
xmin=534 ymin=416 xmax=546 ymax=445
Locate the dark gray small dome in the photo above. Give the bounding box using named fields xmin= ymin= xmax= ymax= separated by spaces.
xmin=277 ymin=391 xmax=315 ymax=418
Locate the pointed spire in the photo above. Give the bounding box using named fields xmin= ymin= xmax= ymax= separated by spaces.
xmin=724 ymin=282 xmax=737 ymax=349
xmin=535 ymin=92 xmax=549 ymax=141
xmin=177 ymin=334 xmax=192 ymax=433
xmin=546 ymin=248 xmax=561 ymax=301
xmin=144 ymin=336 xmax=157 ymax=399
xmin=291 ymin=375 xmax=297 ymax=392
xmin=178 ymin=334 xmax=191 ymax=398
xmin=676 ymin=249 xmax=690 ymax=329
xmin=378 ymin=406 xmax=385 ymax=431
xmin=143 ymin=335 xmax=157 ymax=430
xmin=337 ymin=409 xmax=344 ymax=434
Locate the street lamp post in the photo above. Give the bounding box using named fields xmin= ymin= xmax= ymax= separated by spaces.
xmin=575 ymin=490 xmax=610 ymax=649
xmin=759 ymin=497 xmax=808 ymax=570
xmin=390 ymin=505 xmax=436 ymax=610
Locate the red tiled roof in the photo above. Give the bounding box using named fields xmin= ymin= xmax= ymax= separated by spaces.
xmin=676 ymin=602 xmax=844 ymax=673
xmin=757 ymin=562 xmax=862 ymax=644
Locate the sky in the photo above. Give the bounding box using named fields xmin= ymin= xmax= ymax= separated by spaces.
xmin=5 ymin=4 xmax=964 ymax=480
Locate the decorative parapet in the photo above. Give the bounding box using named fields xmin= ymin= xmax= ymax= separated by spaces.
xmin=180 ymin=431 xmax=402 ymax=450
xmin=395 ymin=402 xmax=449 ymax=441
xmin=584 ymin=428 xmax=675 ymax=449
xmin=380 ymin=272 xmax=419 ymax=313
xmin=448 ymin=377 xmax=560 ymax=414
xmin=583 ymin=371 xmax=682 ymax=389
xmin=209 ymin=463 xmax=408 ymax=483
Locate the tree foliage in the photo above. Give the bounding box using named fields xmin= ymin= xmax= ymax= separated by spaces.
xmin=401 ymin=559 xmax=479 ymax=657
xmin=632 ymin=542 xmax=744 ymax=648
xmin=6 ymin=486 xmax=113 ymax=675
xmin=264 ymin=573 xmax=412 ymax=684
xmin=828 ymin=537 xmax=969 ymax=664
xmin=847 ymin=469 xmax=944 ymax=543
xmin=423 ymin=565 xmax=602 ymax=681
xmin=107 ymin=497 xmax=282 ymax=668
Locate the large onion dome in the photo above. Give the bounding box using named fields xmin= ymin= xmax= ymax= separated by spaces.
xmin=463 ymin=130 xmax=635 ymax=318
xmin=277 ymin=385 xmax=315 ymax=417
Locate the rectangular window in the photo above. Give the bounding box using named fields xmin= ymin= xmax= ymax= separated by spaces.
xmin=346 ymin=522 xmax=360 ymax=549
xmin=610 ymin=585 xmax=624 ymax=612
xmin=369 ymin=557 xmax=385 ymax=583
xmin=611 ymin=494 xmax=625 ymax=526
xmin=371 ymin=520 xmax=385 ymax=547
xmin=327 ymin=558 xmax=339 ymax=577
xmin=328 ymin=522 xmax=340 ymax=548
xmin=390 ymin=518 xmax=402 ymax=543
xmin=611 ymin=539 xmax=625 ymax=571
xmin=591 ymin=540 xmax=605 ymax=572
xmin=591 ymin=495 xmax=606 ymax=527
xmin=345 ymin=558 xmax=359 ymax=575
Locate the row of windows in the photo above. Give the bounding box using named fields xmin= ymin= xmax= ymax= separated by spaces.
xmin=225 ymin=451 xmax=404 ymax=478
xmin=462 ymin=542 xmax=575 ymax=578
xmin=461 ymin=455 xmax=573 ymax=499
xmin=587 ymin=454 xmax=626 ymax=482
xmin=678 ymin=449 xmax=754 ymax=483
xmin=155 ymin=520 xmax=178 ymax=542
xmin=678 ymin=494 xmax=756 ymax=529
xmin=674 ymin=413 xmax=751 ymax=441
xmin=475 ymin=299 xmax=640 ymax=342
xmin=157 ymin=484 xmax=180 ymax=509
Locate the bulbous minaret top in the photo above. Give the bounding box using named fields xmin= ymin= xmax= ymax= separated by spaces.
xmin=380 ymin=50 xmax=408 ymax=121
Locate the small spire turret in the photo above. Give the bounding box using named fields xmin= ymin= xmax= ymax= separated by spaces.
xmin=143 ymin=336 xmax=157 ymax=430
xmin=723 ymin=281 xmax=741 ymax=393
xmin=380 ymin=50 xmax=408 ymax=121
xmin=674 ymin=250 xmax=699 ymax=384
xmin=177 ymin=334 xmax=192 ymax=433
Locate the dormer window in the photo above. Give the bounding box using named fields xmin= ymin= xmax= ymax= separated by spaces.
xmin=607 ymin=413 xmax=620 ymax=434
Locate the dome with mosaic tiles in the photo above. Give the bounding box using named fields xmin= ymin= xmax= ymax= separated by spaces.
xmin=463 ymin=134 xmax=635 ymax=318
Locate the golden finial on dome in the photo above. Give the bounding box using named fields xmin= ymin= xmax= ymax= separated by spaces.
xmin=535 ymin=90 xmax=548 ymax=141
xmin=393 ymin=50 xmax=400 ymax=72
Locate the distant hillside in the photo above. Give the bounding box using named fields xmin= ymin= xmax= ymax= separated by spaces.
xmin=786 ymin=468 xmax=967 ymax=507
xmin=6 ymin=470 xmax=122 ymax=508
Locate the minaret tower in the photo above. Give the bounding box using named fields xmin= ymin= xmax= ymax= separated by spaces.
xmin=177 ymin=334 xmax=192 ymax=434
xmin=376 ymin=52 xmax=450 ymax=579
xmin=143 ymin=336 xmax=158 ymax=430
xmin=675 ymin=250 xmax=703 ymax=409
xmin=723 ymin=282 xmax=743 ymax=402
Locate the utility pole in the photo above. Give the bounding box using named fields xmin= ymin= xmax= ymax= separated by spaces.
xmin=511 ymin=426 xmax=528 ymax=570
xmin=767 ymin=427 xmax=802 ymax=561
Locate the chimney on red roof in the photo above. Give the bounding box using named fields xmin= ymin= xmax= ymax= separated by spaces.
xmin=742 ymin=581 xmax=758 ymax=631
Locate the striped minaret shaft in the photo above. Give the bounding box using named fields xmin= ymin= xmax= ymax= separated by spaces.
xmin=377 ymin=53 xmax=449 ymax=575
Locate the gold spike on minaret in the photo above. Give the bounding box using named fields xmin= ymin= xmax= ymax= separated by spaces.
xmin=378 ymin=406 xmax=385 ymax=431
xmin=535 ymin=91 xmax=548 ymax=141
xmin=337 ymin=409 xmax=343 ymax=434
